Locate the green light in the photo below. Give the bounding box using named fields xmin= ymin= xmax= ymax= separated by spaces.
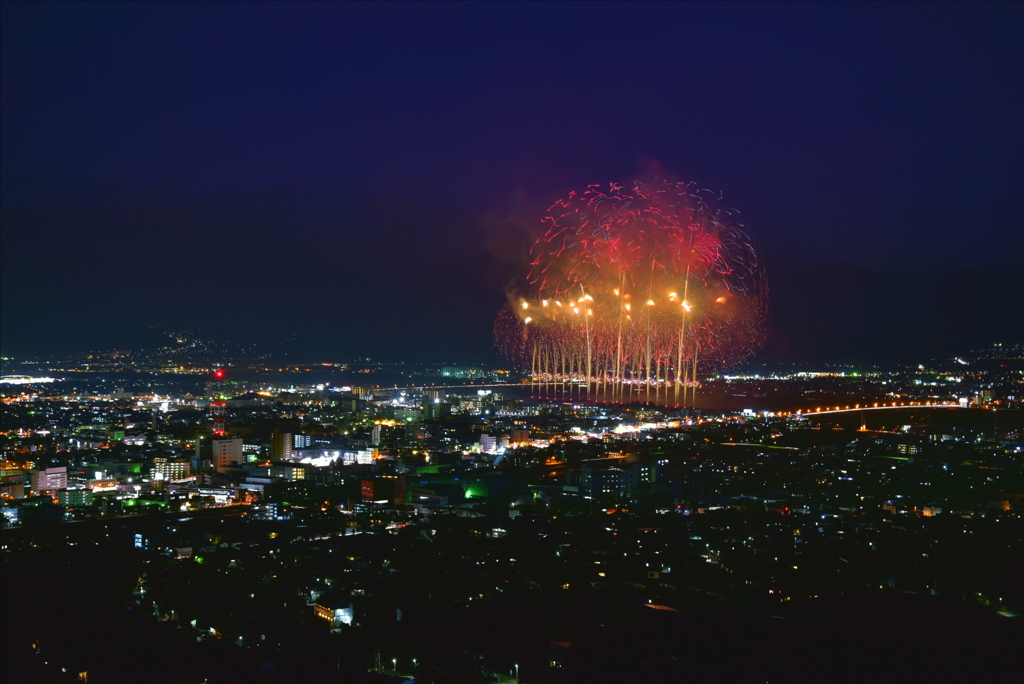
xmin=465 ymin=484 xmax=487 ymax=499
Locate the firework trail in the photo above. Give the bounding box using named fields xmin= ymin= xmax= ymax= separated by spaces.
xmin=496 ymin=178 xmax=766 ymax=406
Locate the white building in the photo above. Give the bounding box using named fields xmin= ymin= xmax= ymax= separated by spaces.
xmin=213 ymin=438 xmax=244 ymax=468
xmin=32 ymin=467 xmax=67 ymax=494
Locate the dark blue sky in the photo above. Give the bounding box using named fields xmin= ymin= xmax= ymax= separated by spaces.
xmin=2 ymin=2 xmax=1022 ymax=362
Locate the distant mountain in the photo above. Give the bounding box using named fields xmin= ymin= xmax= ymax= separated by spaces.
xmin=763 ymin=263 xmax=1024 ymax=363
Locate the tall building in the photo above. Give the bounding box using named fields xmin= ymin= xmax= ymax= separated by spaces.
xmin=626 ymin=461 xmax=658 ymax=494
xmin=395 ymin=406 xmax=422 ymax=422
xmin=271 ymin=431 xmax=293 ymax=461
xmin=582 ymin=463 xmax=625 ymax=498
xmin=213 ymin=438 xmax=244 ymax=468
xmin=31 ymin=467 xmax=67 ymax=494
xmin=423 ymin=400 xmax=452 ymax=420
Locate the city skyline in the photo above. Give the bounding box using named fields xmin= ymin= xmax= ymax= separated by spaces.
xmin=1 ymin=7 xmax=1022 ymax=679
xmin=2 ymin=343 xmax=1021 ymax=683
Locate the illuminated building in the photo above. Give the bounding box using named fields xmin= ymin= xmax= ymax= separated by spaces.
xmin=1 ymin=468 xmax=29 ymax=499
xmin=57 ymin=488 xmax=94 ymax=507
xmin=313 ymin=599 xmax=354 ymax=630
xmin=1 ymin=501 xmax=19 ymax=526
xmin=269 ymin=461 xmax=310 ymax=481
xmin=271 ymin=431 xmax=293 ymax=460
xmin=582 ymin=463 xmax=625 ymax=498
xmin=441 ymin=366 xmax=483 ymax=378
xmin=480 ymin=434 xmax=497 ymax=454
xmin=182 ymin=486 xmax=235 ymax=505
xmin=31 ymin=466 xmax=67 ymax=494
xmin=422 ymin=400 xmax=452 ymax=420
xmin=361 ymin=475 xmax=407 ymax=505
xmin=152 ymin=458 xmax=191 ymax=481
xmin=395 ymin=406 xmax=422 ymax=422
xmin=626 ymin=461 xmax=658 ymax=493
xmin=213 ymin=439 xmax=244 ymax=468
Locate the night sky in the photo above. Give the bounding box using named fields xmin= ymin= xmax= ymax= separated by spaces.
xmin=3 ymin=2 xmax=1022 ymax=363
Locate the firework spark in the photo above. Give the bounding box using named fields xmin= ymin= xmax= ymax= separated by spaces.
xmin=496 ymin=178 xmax=766 ymax=406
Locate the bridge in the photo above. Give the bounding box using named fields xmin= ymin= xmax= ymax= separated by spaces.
xmin=788 ymin=401 xmax=961 ymax=417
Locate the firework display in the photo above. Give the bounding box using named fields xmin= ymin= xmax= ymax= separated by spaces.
xmin=496 ymin=179 xmax=766 ymax=405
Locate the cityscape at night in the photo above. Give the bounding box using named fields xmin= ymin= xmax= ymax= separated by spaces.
xmin=2 ymin=3 xmax=1022 ymax=683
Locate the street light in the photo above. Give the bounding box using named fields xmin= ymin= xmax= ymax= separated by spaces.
xmin=515 ymin=663 xmax=519 ymax=683
xmin=392 ymin=658 xmax=397 ymax=672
